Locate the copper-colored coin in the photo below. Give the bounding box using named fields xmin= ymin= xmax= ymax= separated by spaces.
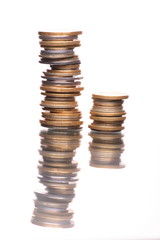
xmin=90 ymin=116 xmax=126 ymax=122
xmin=40 ymin=120 xmax=83 ymax=127
xmin=92 ymin=92 xmax=129 ymax=100
xmin=89 ymin=124 xmax=124 ymax=131
xmin=40 ymin=40 xmax=80 ymax=47
xmin=40 ymin=85 xmax=84 ymax=92
xmin=46 ymin=69 xmax=81 ymax=76
xmin=41 ymin=92 xmax=81 ymax=97
xmin=90 ymin=110 xmax=126 ymax=117
xmin=40 ymin=100 xmax=77 ymax=108
xmin=42 ymin=111 xmax=81 ymax=120
xmin=51 ymin=64 xmax=80 ymax=70
xmin=42 ymin=80 xmax=81 ymax=87
xmin=38 ymin=31 xmax=82 ymax=36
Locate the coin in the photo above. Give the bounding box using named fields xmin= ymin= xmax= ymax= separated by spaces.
xmin=89 ymin=124 xmax=124 ymax=131
xmin=38 ymin=31 xmax=82 ymax=36
xmin=92 ymin=92 xmax=129 ymax=100
xmin=89 ymin=161 xmax=125 ymax=169
xmin=31 ymin=216 xmax=74 ymax=228
xmin=41 ymin=92 xmax=81 ymax=97
xmin=40 ymin=85 xmax=84 ymax=92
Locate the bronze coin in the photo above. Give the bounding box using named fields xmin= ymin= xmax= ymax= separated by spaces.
xmin=41 ymin=92 xmax=81 ymax=97
xmin=92 ymin=92 xmax=129 ymax=100
xmin=40 ymin=100 xmax=77 ymax=108
xmin=40 ymin=120 xmax=83 ymax=127
xmin=46 ymin=69 xmax=81 ymax=76
xmin=39 ymin=150 xmax=75 ymax=159
xmin=38 ymin=31 xmax=82 ymax=36
xmin=38 ymin=165 xmax=80 ymax=174
xmin=51 ymin=64 xmax=80 ymax=70
xmin=40 ymin=85 xmax=84 ymax=92
xmin=40 ymin=40 xmax=80 ymax=47
xmin=39 ymin=160 xmax=78 ymax=168
xmin=90 ymin=110 xmax=126 ymax=117
xmin=89 ymin=124 xmax=124 ymax=131
xmin=90 ymin=116 xmax=126 ymax=122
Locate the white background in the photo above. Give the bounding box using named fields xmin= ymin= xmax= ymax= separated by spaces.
xmin=0 ymin=0 xmax=160 ymax=239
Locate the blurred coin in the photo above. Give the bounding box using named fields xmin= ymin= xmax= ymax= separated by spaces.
xmin=92 ymin=92 xmax=129 ymax=100
xmin=40 ymin=85 xmax=84 ymax=92
xmin=38 ymin=31 xmax=82 ymax=36
xmin=89 ymin=124 xmax=124 ymax=131
xmin=31 ymin=216 xmax=74 ymax=228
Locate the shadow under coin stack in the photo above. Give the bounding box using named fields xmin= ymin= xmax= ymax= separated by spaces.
xmin=31 ymin=31 xmax=83 ymax=228
xmin=89 ymin=93 xmax=128 ymax=169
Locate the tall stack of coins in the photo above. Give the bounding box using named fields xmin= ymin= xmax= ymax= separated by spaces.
xmin=89 ymin=93 xmax=128 ymax=168
xmin=31 ymin=31 xmax=83 ymax=228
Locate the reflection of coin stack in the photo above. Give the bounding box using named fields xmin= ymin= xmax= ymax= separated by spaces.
xmin=31 ymin=31 xmax=83 ymax=228
xmin=89 ymin=93 xmax=128 ymax=169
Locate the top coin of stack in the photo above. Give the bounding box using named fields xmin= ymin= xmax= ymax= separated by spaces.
xmin=38 ymin=31 xmax=83 ymax=129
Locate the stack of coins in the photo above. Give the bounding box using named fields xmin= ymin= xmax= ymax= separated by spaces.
xmin=89 ymin=93 xmax=128 ymax=168
xmin=31 ymin=31 xmax=83 ymax=228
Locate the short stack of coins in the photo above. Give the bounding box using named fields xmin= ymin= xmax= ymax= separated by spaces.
xmin=31 ymin=31 xmax=83 ymax=228
xmin=89 ymin=92 xmax=128 ymax=169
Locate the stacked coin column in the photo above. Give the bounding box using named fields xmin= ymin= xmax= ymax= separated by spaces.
xmin=31 ymin=31 xmax=83 ymax=228
xmin=89 ymin=93 xmax=128 ymax=169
